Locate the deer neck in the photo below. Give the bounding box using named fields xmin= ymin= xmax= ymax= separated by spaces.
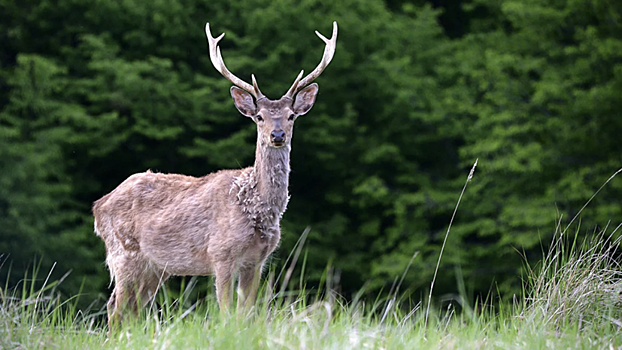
xmin=253 ymin=141 xmax=291 ymax=212
xmin=231 ymin=139 xmax=291 ymax=235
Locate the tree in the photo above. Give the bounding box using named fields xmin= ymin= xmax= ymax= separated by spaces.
xmin=1 ymin=0 xmax=620 ymax=305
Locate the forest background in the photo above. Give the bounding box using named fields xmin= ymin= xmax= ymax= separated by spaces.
xmin=1 ymin=0 xmax=621 ymax=307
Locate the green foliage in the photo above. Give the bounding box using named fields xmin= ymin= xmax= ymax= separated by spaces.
xmin=0 ymin=54 xmax=106 ymax=293
xmin=424 ymin=0 xmax=622 ymax=294
xmin=1 ymin=0 xmax=621 ymax=307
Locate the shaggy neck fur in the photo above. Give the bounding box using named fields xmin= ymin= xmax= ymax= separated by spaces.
xmin=232 ymin=138 xmax=291 ymax=237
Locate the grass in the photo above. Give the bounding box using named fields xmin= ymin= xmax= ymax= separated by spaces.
xmin=522 ymin=225 xmax=622 ymax=334
xmin=1 ymin=240 xmax=620 ymax=350
xmin=2 ymin=165 xmax=621 ymax=349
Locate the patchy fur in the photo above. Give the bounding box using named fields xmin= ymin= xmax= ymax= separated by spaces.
xmin=94 ymin=23 xmax=333 ymax=329
xmin=93 ymin=91 xmax=316 ymax=328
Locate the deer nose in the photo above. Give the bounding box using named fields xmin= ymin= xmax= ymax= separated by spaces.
xmin=271 ymin=129 xmax=286 ymax=143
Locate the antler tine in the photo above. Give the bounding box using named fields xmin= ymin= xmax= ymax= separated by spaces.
xmin=285 ymin=21 xmax=338 ymax=98
xmin=251 ymin=74 xmax=262 ymax=96
xmin=205 ymin=23 xmax=263 ymax=99
xmin=285 ymin=70 xmax=305 ymax=98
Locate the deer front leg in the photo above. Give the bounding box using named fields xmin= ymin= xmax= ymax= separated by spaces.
xmin=215 ymin=262 xmax=234 ymax=312
xmin=237 ymin=264 xmax=262 ymax=310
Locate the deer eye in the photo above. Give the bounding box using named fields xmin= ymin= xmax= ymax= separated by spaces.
xmin=256 ymin=115 xmax=263 ymax=122
xmin=288 ymin=114 xmax=295 ymax=121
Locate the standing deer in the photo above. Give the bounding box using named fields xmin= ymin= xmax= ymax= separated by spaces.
xmin=93 ymin=21 xmax=337 ymax=327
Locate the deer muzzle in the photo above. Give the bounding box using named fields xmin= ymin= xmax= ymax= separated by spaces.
xmin=270 ymin=129 xmax=286 ymax=146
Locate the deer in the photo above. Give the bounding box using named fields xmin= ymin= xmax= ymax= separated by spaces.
xmin=92 ymin=21 xmax=338 ymax=328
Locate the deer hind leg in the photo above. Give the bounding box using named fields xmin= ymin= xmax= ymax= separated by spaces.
xmin=106 ymin=255 xmax=169 ymax=331
xmin=107 ymin=273 xmax=134 ymax=331
xmin=237 ymin=263 xmax=262 ymax=311
xmin=106 ymin=287 xmax=119 ymax=330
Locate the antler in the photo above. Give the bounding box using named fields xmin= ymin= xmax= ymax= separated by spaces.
xmin=205 ymin=23 xmax=264 ymax=99
xmin=284 ymin=21 xmax=338 ymax=99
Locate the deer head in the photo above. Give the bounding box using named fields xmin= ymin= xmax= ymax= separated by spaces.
xmin=205 ymin=22 xmax=338 ymax=149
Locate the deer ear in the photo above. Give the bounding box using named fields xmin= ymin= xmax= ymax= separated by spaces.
xmin=293 ymin=83 xmax=319 ymax=116
xmin=230 ymin=87 xmax=257 ymax=117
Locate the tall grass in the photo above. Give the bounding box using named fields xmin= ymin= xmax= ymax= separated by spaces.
xmin=522 ymin=224 xmax=622 ymax=331
xmin=2 ymin=248 xmax=619 ymax=350
xmin=3 ymin=233 xmax=620 ymax=349
xmin=520 ymin=168 xmax=622 ymax=334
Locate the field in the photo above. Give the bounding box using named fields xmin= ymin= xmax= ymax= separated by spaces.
xmin=2 ymin=223 xmax=620 ymax=350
